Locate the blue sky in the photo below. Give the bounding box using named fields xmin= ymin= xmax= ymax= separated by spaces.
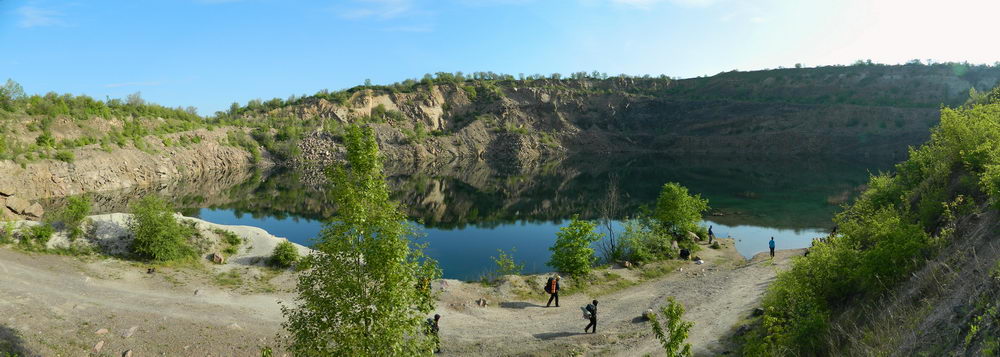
xmin=2 ymin=0 xmax=999 ymax=114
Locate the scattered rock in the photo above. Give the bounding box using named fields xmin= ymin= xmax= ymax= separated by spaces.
xmin=623 ymin=261 xmax=632 ymax=268
xmin=122 ymin=349 xmax=133 ymax=357
xmin=147 ymin=267 xmax=156 ymax=274
xmin=752 ymin=307 xmax=765 ymax=317
xmin=93 ymin=340 xmax=105 ymax=353
xmin=122 ymin=325 xmax=138 ymax=338
xmin=227 ymin=322 xmax=243 ymax=330
xmin=686 ymin=231 xmax=700 ymax=241
xmin=194 ymin=289 xmax=203 ymax=296
xmin=23 ymin=203 xmax=44 ymax=219
xmin=95 ymin=328 xmax=109 ymax=335
xmin=643 ymin=308 xmax=655 ymax=321
xmin=4 ymin=196 xmax=29 ymax=214
xmin=735 ymin=324 xmax=751 ymax=336
xmin=476 ymin=298 xmax=489 ymax=307
xmin=211 ymin=252 xmax=225 ymax=264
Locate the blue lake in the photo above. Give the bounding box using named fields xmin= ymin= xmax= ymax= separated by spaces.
xmin=197 ymin=208 xmax=828 ymax=280
xmin=51 ymin=153 xmax=887 ymax=280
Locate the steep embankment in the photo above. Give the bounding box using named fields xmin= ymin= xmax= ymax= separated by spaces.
xmin=240 ymin=64 xmax=1000 ymax=172
xmin=739 ymin=86 xmax=1000 ymax=356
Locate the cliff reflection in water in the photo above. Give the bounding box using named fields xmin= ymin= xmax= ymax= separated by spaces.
xmin=116 ymin=153 xmax=886 ymax=232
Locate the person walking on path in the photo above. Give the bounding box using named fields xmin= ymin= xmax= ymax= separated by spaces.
xmin=426 ymin=314 xmax=441 ymax=353
xmin=769 ymin=237 xmax=776 ymax=258
xmin=708 ymin=226 xmax=715 ymax=244
xmin=545 ymin=275 xmax=561 ymax=307
xmin=584 ymin=300 xmax=598 ymax=333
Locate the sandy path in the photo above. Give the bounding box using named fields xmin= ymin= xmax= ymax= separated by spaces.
xmin=436 ymin=248 xmax=801 ymax=356
xmin=0 ymin=248 xmax=293 ymax=357
xmin=0 ymin=233 xmax=799 ymax=356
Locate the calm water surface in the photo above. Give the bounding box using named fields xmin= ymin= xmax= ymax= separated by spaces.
xmin=176 ymin=154 xmax=887 ymax=280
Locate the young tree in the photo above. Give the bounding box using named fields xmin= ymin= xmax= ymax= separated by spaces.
xmin=129 ymin=195 xmax=193 ymax=262
xmin=491 ymin=247 xmax=524 ymax=277
xmin=0 ymin=78 xmax=26 ymax=111
xmin=548 ymin=215 xmax=603 ymax=276
xmin=282 ymin=125 xmax=441 ymax=356
xmin=126 ymin=91 xmax=145 ymax=106
xmin=649 ymin=297 xmax=693 ymax=357
xmin=599 ymin=174 xmax=623 ymax=263
xmin=653 ymin=182 xmax=709 ymax=237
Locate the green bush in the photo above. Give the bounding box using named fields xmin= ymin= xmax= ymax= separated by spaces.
xmin=548 ymin=215 xmax=603 ymax=276
xmin=213 ymin=228 xmax=243 ymax=256
xmin=270 ymin=240 xmax=299 ymax=268
xmin=621 ymin=217 xmax=674 ymax=264
xmin=48 ymin=195 xmax=91 ymax=240
xmin=129 ymin=196 xmax=194 ymax=262
xmin=21 ymin=223 xmax=54 ymax=250
xmin=55 ymin=150 xmax=76 ymax=163
xmin=0 ymin=220 xmax=14 ymax=244
xmin=653 ymin=182 xmax=709 ymax=238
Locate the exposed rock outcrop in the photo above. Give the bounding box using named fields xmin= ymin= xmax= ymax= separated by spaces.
xmin=0 ymin=128 xmax=262 ymax=201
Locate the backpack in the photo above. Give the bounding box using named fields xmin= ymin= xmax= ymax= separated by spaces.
xmin=581 ymin=304 xmax=594 ymax=320
xmin=544 ymin=278 xmax=554 ymax=293
xmin=426 ymin=318 xmax=438 ymax=334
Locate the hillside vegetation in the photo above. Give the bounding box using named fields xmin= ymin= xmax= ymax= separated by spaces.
xmin=741 ymin=85 xmax=1000 ymax=356
xmin=2 ymin=63 xmax=1000 ymax=201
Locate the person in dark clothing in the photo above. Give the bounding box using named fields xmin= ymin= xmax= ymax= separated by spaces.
xmin=426 ymin=314 xmax=441 ymax=353
xmin=679 ymin=248 xmax=690 ymax=260
xmin=584 ymin=300 xmax=598 ymax=333
xmin=708 ymin=226 xmax=715 ymax=244
xmin=769 ymin=237 xmax=776 ymax=258
xmin=545 ymin=275 xmax=561 ymax=307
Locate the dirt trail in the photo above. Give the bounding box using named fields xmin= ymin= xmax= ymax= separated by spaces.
xmin=0 ymin=237 xmax=800 ymax=356
xmin=0 ymin=247 xmax=294 ymax=356
xmin=436 ymin=247 xmax=802 ymax=356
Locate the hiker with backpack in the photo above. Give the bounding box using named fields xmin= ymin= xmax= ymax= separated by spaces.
xmin=583 ymin=300 xmax=598 ymax=333
xmin=545 ymin=275 xmax=561 ymax=307
xmin=426 ymin=314 xmax=441 ymax=353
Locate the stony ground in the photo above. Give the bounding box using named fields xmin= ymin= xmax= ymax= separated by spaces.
xmin=434 ymin=240 xmax=802 ymax=356
xmin=0 ymin=230 xmax=800 ymax=357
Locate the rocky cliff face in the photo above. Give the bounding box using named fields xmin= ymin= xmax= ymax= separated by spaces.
xmin=262 ymin=65 xmax=1000 ymax=171
xmin=4 ymin=65 xmax=999 ymax=215
xmin=0 ymin=128 xmax=259 ymax=202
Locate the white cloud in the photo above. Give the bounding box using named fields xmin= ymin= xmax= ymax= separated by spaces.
xmin=382 ymin=25 xmax=433 ymax=32
xmin=340 ymin=0 xmax=416 ymax=19
xmin=16 ymin=5 xmax=67 ymax=28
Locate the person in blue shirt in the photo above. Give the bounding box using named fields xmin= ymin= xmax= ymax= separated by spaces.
xmin=769 ymin=237 xmax=776 ymax=258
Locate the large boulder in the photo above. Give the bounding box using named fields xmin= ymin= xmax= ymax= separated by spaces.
xmin=23 ymin=203 xmax=44 ymax=219
xmin=686 ymin=231 xmax=700 ymax=241
xmin=4 ymin=196 xmax=29 ymax=214
xmin=0 ymin=206 xmax=17 ymax=221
